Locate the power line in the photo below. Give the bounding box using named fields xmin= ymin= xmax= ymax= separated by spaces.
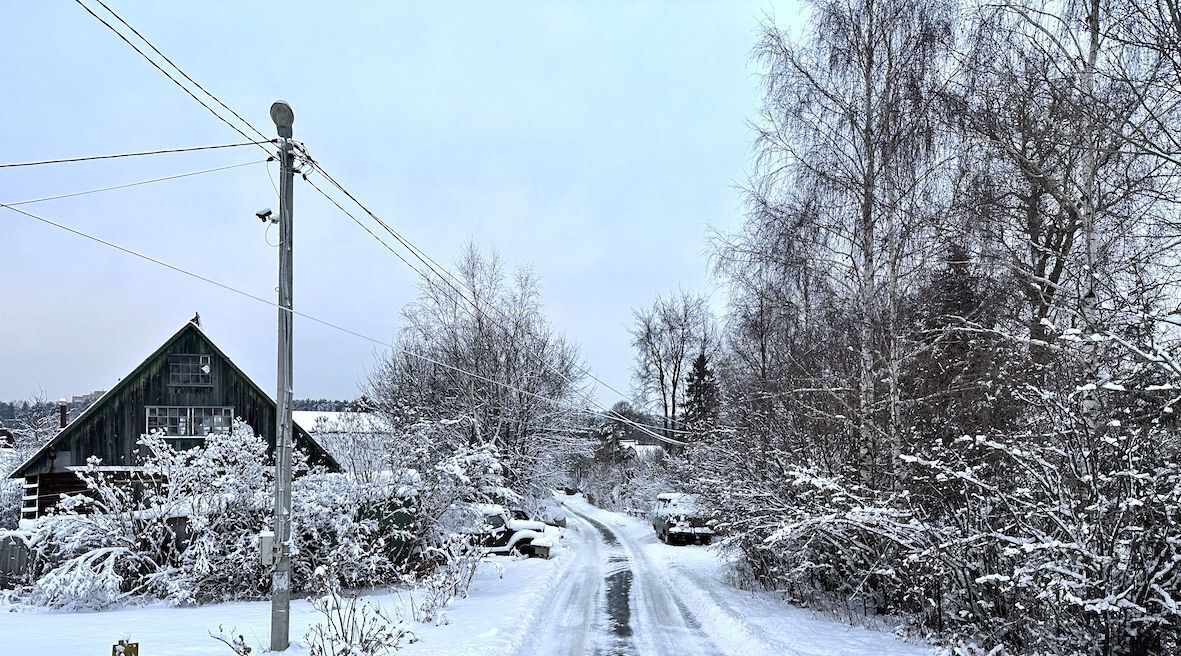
xmin=304 ymin=160 xmax=689 ymax=434
xmin=2 ymin=159 xmax=267 ymax=206
xmin=0 ymin=142 xmax=268 ymax=169
xmin=90 ymin=0 xmax=271 ymax=144
xmin=73 ymin=0 xmax=270 ymax=151
xmin=302 ymin=163 xmax=695 ymax=444
xmin=300 ymin=172 xmax=690 ymax=445
xmin=0 ymin=202 xmax=682 ymax=440
xmin=70 ymin=1 xmax=692 ymax=445
xmin=301 ymin=174 xmax=443 ymax=289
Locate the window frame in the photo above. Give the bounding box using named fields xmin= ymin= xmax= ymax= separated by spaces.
xmin=145 ymin=406 xmax=234 ymax=439
xmin=167 ymin=354 xmax=213 ymax=388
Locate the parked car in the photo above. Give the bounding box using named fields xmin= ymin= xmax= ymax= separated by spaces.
xmin=469 ymin=504 xmax=548 ymax=556
xmin=536 ymin=500 xmax=568 ymax=528
xmin=651 ymin=492 xmax=714 ymax=545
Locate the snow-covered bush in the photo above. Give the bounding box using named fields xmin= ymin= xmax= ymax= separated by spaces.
xmin=304 ymin=568 xmax=415 ymax=656
xmin=694 ymin=336 xmax=1181 ymax=655
xmin=291 ymin=471 xmax=416 ymax=589
xmin=209 ymin=626 xmax=253 ymax=655
xmin=23 ymin=424 xmax=411 ymax=608
xmin=1 ymin=399 xmax=59 ymax=530
xmin=408 ymin=535 xmax=485 ymax=624
xmin=18 ymin=405 xmax=524 ymax=614
xmin=0 ymin=453 xmax=24 ymax=530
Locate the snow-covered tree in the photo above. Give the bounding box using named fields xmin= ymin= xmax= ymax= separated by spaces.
xmin=682 ymin=351 xmax=720 ymax=438
xmin=366 ymin=243 xmax=592 ymax=498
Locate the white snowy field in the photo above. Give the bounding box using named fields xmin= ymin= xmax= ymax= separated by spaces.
xmin=0 ymin=497 xmax=936 ymax=655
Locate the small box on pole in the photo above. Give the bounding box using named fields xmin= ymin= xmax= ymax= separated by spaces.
xmin=259 ymin=530 xmax=275 ymax=566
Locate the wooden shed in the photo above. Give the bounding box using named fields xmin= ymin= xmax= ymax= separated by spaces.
xmin=8 ymin=318 xmax=338 ymax=520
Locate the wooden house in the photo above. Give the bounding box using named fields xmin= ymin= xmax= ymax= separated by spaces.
xmin=8 ymin=318 xmax=338 ymax=521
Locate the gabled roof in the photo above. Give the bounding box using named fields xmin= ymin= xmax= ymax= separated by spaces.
xmin=9 ymin=319 xmax=339 ymax=478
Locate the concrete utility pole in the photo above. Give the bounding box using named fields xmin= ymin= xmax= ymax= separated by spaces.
xmin=269 ymin=99 xmax=295 ymax=652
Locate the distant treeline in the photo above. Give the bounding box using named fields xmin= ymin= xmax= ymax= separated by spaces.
xmin=0 ymin=399 xmax=92 ymax=426
xmin=292 ymin=398 xmax=357 ymax=412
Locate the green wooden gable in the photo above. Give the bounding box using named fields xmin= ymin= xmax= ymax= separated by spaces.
xmin=10 ymin=319 xmax=338 ymax=478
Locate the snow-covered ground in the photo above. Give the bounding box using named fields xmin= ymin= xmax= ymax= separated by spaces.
xmin=0 ymin=496 xmax=935 ymax=655
xmin=0 ymin=539 xmax=579 ymax=655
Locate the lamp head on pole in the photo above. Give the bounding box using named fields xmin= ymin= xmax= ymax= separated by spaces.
xmin=270 ymin=100 xmax=294 ymax=138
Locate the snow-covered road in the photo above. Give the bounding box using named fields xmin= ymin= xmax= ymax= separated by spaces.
xmin=519 ymin=496 xmax=935 ymax=656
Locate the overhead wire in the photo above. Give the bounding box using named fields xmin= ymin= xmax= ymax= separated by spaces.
xmin=70 ymin=0 xmax=694 ymax=445
xmin=302 ymin=161 xmax=695 ymax=444
xmin=0 ymin=201 xmax=682 ymax=436
xmin=0 ymin=143 xmax=268 ymax=169
xmin=90 ymin=0 xmax=271 ymax=144
xmin=1 ymin=159 xmax=267 ymax=206
xmin=73 ymin=0 xmax=270 ymax=152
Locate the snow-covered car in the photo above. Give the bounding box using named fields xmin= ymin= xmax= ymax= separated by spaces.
xmin=538 ymin=501 xmax=568 ymax=528
xmin=651 ymin=492 xmax=714 ymax=545
xmin=473 ymin=504 xmax=548 ymax=556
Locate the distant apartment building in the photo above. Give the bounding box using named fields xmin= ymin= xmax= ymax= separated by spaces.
xmin=70 ymin=390 xmax=106 ymax=406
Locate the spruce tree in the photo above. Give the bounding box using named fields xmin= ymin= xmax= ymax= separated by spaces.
xmin=683 ymin=351 xmax=720 ymax=437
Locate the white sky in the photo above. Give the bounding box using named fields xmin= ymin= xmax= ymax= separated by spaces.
xmin=0 ymin=1 xmax=800 ymax=405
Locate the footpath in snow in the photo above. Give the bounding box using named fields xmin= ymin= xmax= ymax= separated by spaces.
xmin=0 ymin=496 xmax=935 ymax=656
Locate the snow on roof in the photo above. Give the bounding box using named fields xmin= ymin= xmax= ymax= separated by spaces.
xmin=293 ymin=411 xmax=392 ymax=434
xmin=620 ymin=439 xmax=665 ymax=461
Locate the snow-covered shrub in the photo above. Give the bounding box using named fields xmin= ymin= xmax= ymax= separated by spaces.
xmin=0 ymin=455 xmax=23 ymax=530
xmin=291 ymin=471 xmax=416 ymax=589
xmin=209 ymin=626 xmax=253 ymax=655
xmin=580 ymin=456 xmax=672 ymax=516
xmin=24 ymin=424 xmax=411 ymax=608
xmin=694 ymin=333 xmax=1181 ymax=655
xmin=1 ymin=400 xmax=59 ymax=530
xmin=19 ymin=404 xmax=526 ymax=614
xmin=25 ymin=441 xmax=206 ymax=608
xmin=304 ymin=568 xmax=415 ymax=656
xmin=407 ymin=535 xmax=485 ymax=624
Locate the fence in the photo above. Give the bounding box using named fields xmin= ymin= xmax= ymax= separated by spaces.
xmin=0 ymin=532 xmax=31 ymax=588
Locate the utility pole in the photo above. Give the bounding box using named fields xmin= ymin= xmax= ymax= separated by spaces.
xmin=269 ymin=100 xmax=295 ymax=652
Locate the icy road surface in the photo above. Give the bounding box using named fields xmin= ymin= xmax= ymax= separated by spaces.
xmin=0 ymin=497 xmax=934 ymax=655
xmin=519 ymin=495 xmax=935 ymax=656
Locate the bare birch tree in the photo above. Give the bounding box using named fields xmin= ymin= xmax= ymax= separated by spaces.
xmin=629 ymin=291 xmax=715 ymax=438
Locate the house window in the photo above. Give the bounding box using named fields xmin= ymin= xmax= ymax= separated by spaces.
xmin=169 ymin=354 xmax=212 ymax=387
xmin=146 ymin=406 xmax=233 ymax=438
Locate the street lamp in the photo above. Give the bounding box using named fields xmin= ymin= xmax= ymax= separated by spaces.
xmin=270 ymin=101 xmax=294 ymax=138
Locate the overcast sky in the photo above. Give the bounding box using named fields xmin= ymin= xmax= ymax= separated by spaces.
xmin=1 ymin=1 xmax=799 ymax=406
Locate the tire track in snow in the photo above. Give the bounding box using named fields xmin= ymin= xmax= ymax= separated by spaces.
xmin=573 ymin=509 xmax=722 ymax=656
xmin=581 ymin=509 xmax=637 ymax=654
xmin=513 ymin=513 xmax=604 ymax=656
